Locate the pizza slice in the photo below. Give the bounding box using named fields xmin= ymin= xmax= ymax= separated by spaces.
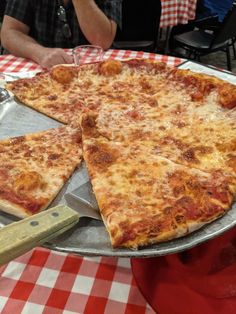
xmin=0 ymin=125 xmax=82 ymax=218
xmin=80 ymin=113 xmax=236 ymax=249
xmin=5 ymin=65 xmax=85 ymax=124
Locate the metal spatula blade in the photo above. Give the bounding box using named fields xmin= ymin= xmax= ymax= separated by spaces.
xmin=65 ymin=181 xmax=100 ymax=220
xmin=0 ymin=182 xmax=101 ymax=266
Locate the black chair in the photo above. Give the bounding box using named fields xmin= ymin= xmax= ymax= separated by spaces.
xmin=113 ymin=0 xmax=161 ymax=52
xmin=173 ymin=3 xmax=236 ymax=71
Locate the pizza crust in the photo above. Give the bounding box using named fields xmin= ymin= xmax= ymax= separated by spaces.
xmin=0 ymin=198 xmax=51 ymax=218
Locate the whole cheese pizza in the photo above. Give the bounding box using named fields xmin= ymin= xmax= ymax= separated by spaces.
xmin=4 ymin=58 xmax=236 ymax=249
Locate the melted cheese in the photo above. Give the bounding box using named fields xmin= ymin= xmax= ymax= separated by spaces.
xmin=0 ymin=125 xmax=82 ymax=217
xmin=82 ymin=120 xmax=234 ymax=249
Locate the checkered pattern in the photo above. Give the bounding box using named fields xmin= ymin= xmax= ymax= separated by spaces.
xmin=0 ymin=249 xmax=155 ymax=314
xmin=0 ymin=49 xmax=183 ymax=314
xmin=0 ymin=49 xmax=183 ymax=73
xmin=160 ymin=0 xmax=198 ymax=28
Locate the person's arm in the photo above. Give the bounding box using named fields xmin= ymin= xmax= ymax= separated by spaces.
xmin=0 ymin=15 xmax=73 ymax=69
xmin=72 ymin=0 xmax=117 ymax=50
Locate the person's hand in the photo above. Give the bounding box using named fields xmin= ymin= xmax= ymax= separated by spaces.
xmin=36 ymin=47 xmax=73 ymax=69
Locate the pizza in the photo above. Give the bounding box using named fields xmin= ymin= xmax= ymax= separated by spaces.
xmin=0 ymin=125 xmax=82 ymax=218
xmin=5 ymin=66 xmax=84 ymax=124
xmin=4 ymin=58 xmax=236 ymax=249
xmin=81 ymin=112 xmax=236 ymax=249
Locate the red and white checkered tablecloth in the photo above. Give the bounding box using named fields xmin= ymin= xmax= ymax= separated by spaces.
xmin=0 ymin=49 xmax=183 ymax=72
xmin=0 ymin=249 xmax=154 ymax=314
xmin=0 ymin=49 xmax=183 ymax=314
xmin=160 ymin=0 xmax=198 ymax=28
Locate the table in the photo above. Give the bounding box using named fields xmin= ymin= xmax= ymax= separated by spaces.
xmin=0 ymin=49 xmax=183 ymax=314
xmin=0 ymin=49 xmax=182 ymax=72
xmin=160 ymin=0 xmax=198 ymax=28
xmin=160 ymin=0 xmax=198 ymax=54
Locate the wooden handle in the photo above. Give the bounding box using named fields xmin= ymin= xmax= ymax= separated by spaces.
xmin=0 ymin=205 xmax=79 ymax=266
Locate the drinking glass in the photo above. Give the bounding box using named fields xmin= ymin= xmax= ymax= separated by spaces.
xmin=73 ymin=45 xmax=104 ymax=65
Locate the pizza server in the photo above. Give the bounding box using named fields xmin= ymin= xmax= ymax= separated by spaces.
xmin=0 ymin=182 xmax=100 ymax=266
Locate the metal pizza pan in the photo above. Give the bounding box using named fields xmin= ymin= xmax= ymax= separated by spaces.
xmin=0 ymin=64 xmax=235 ymax=257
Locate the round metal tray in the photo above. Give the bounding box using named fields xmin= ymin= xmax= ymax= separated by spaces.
xmin=42 ymin=204 xmax=236 ymax=258
xmin=0 ymin=66 xmax=236 ymax=257
xmin=1 ymin=195 xmax=236 ymax=258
